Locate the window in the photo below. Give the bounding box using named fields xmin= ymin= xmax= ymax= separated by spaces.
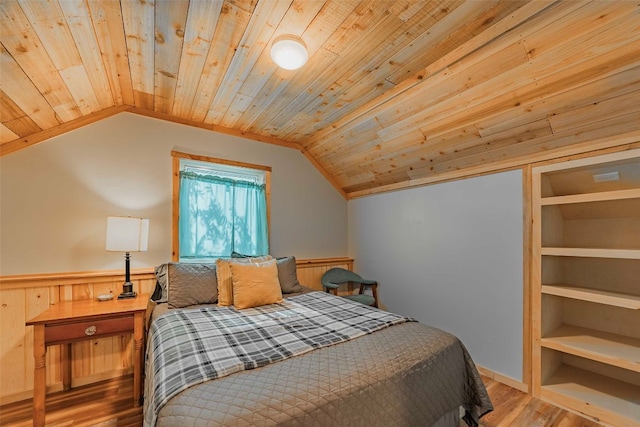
xmin=172 ymin=151 xmax=270 ymax=262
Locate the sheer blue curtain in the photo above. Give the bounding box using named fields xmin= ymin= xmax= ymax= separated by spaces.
xmin=179 ymin=170 xmax=268 ymax=260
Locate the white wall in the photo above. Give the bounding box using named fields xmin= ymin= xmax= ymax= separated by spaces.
xmin=0 ymin=113 xmax=347 ymax=275
xmin=348 ymin=170 xmax=523 ymax=381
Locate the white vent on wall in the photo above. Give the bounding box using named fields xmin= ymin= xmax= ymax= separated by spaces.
xmin=592 ymin=171 xmax=620 ymax=182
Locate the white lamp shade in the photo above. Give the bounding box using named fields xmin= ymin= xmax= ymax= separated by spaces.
xmin=106 ymin=217 xmax=149 ymax=252
xmin=270 ymin=35 xmax=308 ymax=70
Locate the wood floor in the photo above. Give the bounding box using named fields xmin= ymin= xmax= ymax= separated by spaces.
xmin=477 ymin=377 xmax=600 ymax=427
xmin=0 ymin=375 xmax=600 ymax=427
xmin=0 ymin=376 xmax=141 ymax=427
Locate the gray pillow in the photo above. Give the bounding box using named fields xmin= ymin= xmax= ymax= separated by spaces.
xmin=231 ymin=251 xmax=252 ymax=258
xmin=167 ymin=263 xmax=218 ymax=308
xmin=276 ymin=256 xmax=303 ymax=294
xmin=151 ymin=264 xmax=168 ymax=303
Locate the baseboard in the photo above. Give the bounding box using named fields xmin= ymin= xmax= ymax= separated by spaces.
xmin=477 ymin=365 xmax=529 ymax=393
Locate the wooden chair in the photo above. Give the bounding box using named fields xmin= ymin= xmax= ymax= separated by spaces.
xmin=321 ymin=268 xmax=379 ymax=308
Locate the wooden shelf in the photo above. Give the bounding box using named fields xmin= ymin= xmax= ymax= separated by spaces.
xmin=540 ymin=188 xmax=640 ymax=206
xmin=541 ymin=324 xmax=640 ymax=372
xmin=534 ymin=150 xmax=640 ymax=427
xmin=541 ymin=365 xmax=640 ymax=427
xmin=541 ymin=247 xmax=640 ymax=259
xmin=541 ymin=365 xmax=640 ymax=426
xmin=542 ymin=284 xmax=640 ymax=310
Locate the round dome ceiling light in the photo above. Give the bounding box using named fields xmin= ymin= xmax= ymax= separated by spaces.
xmin=270 ymin=35 xmax=308 ymax=70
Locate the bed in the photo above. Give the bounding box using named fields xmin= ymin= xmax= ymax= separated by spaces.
xmin=143 ymin=258 xmax=493 ymax=427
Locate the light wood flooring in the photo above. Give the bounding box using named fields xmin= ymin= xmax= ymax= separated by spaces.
xmin=0 ymin=376 xmax=141 ymax=427
xmin=0 ymin=375 xmax=600 ymax=427
xmin=477 ymin=377 xmax=600 ymax=427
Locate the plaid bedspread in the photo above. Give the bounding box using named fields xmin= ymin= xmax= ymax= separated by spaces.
xmin=144 ymin=292 xmax=414 ymax=427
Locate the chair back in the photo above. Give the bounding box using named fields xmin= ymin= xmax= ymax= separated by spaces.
xmin=321 ymin=268 xmax=363 ymax=288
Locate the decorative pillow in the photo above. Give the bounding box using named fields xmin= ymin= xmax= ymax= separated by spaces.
xmin=231 ymin=259 xmax=283 ymax=309
xmin=151 ymin=263 xmax=169 ymax=303
xmin=216 ymin=255 xmax=272 ymax=306
xmin=276 ymin=256 xmax=303 ymax=293
xmin=167 ymin=263 xmax=218 ymax=308
xmin=231 ymin=251 xmax=253 ymax=258
xmin=151 ymin=281 xmax=163 ymax=301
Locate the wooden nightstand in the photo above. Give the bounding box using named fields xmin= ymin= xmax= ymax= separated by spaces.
xmin=26 ymin=295 xmax=148 ymax=427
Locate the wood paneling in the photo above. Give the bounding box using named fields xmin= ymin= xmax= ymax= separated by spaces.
xmin=1 ymin=1 xmax=638 ymax=197
xmin=0 ymin=257 xmax=353 ymax=403
xmin=0 ymin=271 xmax=155 ymax=404
xmin=295 ymin=257 xmax=353 ymax=291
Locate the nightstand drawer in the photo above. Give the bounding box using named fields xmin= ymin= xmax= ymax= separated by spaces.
xmin=45 ymin=315 xmax=134 ymax=344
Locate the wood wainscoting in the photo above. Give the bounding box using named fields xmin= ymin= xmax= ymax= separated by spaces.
xmin=0 ymin=257 xmax=353 ymax=404
xmin=295 ymin=257 xmax=353 ymax=292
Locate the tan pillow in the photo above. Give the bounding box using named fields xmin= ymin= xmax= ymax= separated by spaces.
xmin=216 ymin=255 xmax=272 ymax=306
xmin=230 ymin=259 xmax=283 ymax=309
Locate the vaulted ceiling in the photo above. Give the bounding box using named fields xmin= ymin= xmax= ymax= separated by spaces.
xmin=1 ymin=1 xmax=639 ymax=197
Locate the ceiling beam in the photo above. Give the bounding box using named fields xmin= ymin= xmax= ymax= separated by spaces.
xmin=0 ymin=105 xmax=131 ymax=156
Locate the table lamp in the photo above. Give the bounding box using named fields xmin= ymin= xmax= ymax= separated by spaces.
xmin=106 ymin=216 xmax=149 ymax=299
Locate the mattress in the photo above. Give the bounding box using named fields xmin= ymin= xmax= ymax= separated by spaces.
xmin=146 ymin=292 xmax=492 ymax=427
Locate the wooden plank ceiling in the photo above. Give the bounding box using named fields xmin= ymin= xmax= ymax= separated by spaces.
xmin=1 ymin=0 xmax=639 ymax=197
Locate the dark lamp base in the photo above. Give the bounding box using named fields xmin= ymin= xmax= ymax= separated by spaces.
xmin=118 ymin=280 xmax=137 ymax=299
xmin=118 ymin=291 xmax=138 ymax=300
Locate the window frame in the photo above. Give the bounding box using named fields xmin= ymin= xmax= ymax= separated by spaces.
xmin=171 ymin=150 xmax=271 ymax=262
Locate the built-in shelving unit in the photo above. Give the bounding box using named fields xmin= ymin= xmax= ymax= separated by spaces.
xmin=532 ymin=148 xmax=640 ymax=426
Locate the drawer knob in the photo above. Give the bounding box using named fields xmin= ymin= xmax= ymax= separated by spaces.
xmin=85 ymin=326 xmax=97 ymax=336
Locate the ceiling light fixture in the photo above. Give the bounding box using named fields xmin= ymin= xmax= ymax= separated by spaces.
xmin=270 ymin=35 xmax=308 ymax=70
